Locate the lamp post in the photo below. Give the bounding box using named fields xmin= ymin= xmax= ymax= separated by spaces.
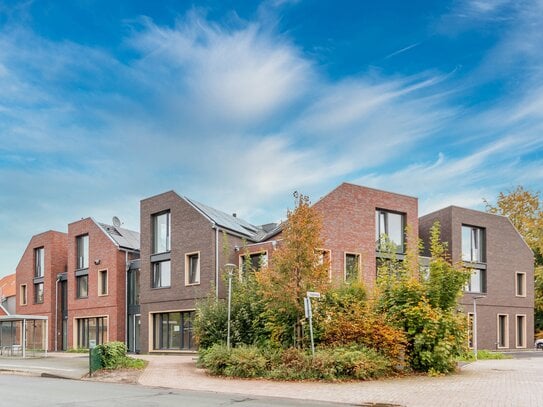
xmin=224 ymin=263 xmax=237 ymax=350
xmin=472 ymin=295 xmax=486 ymax=360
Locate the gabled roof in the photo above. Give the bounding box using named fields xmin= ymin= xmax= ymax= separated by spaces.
xmin=0 ymin=273 xmax=16 ymax=298
xmin=97 ymin=222 xmax=140 ymax=251
xmin=184 ymin=197 xmax=265 ymax=240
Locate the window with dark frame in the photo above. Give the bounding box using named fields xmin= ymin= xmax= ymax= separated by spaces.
xmin=34 ymin=282 xmax=44 ymax=304
xmin=152 ymin=260 xmax=171 ymax=288
xmin=34 ymin=247 xmax=45 ymax=278
xmin=375 ymin=210 xmax=406 ymax=253
xmin=461 ymin=225 xmax=485 ymax=263
xmin=76 ymin=316 xmax=107 ymax=348
xmin=345 ymin=253 xmax=360 ymax=282
xmin=76 ymin=235 xmax=89 ymax=270
xmin=98 ymin=270 xmax=108 ymax=295
xmin=240 ymin=252 xmax=268 ymax=273
xmin=465 ymin=268 xmax=486 ymax=293
xmin=153 ymin=311 xmax=195 ymax=351
xmin=186 ymin=253 xmax=200 ymax=285
xmin=152 ymin=211 xmax=171 ymax=254
xmin=20 ymin=284 xmax=27 ymax=305
xmin=77 ymin=275 xmax=88 ymax=298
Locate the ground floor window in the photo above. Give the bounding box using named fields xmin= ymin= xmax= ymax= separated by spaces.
xmin=497 ymin=314 xmax=508 ymax=348
xmin=516 ymin=314 xmax=526 ymax=348
xmin=76 ymin=316 xmax=108 ymax=349
xmin=153 ymin=311 xmax=195 ymax=351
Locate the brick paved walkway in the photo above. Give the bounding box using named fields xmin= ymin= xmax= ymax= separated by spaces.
xmin=138 ymin=354 xmax=543 ymax=406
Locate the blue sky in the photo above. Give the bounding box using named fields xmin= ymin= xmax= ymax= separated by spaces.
xmin=1 ymin=0 xmax=542 ymax=277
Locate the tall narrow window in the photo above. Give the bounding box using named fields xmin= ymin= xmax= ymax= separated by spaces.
xmin=77 ymin=275 xmax=88 ymax=298
xmin=185 ymin=253 xmax=200 ymax=285
xmin=152 ymin=212 xmax=171 ymax=254
xmin=76 ymin=235 xmax=89 ymax=269
xmin=20 ymin=284 xmax=27 ymax=306
xmin=462 ymin=225 xmax=485 ymax=263
xmin=34 ymin=282 xmax=44 ymax=304
xmin=375 ymin=210 xmax=405 ymax=253
xmin=34 ymin=247 xmax=45 ymax=278
xmin=516 ymin=272 xmax=526 ymax=297
xmin=345 ymin=253 xmax=360 ymax=282
xmin=152 ymin=260 xmax=171 ymax=288
xmin=516 ymin=315 xmax=526 ymax=348
xmin=98 ymin=270 xmax=108 ymax=296
xmin=497 ymin=314 xmax=508 ymax=348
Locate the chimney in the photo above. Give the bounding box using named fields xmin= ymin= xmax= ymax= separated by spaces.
xmin=232 ymin=213 xmax=237 ymax=217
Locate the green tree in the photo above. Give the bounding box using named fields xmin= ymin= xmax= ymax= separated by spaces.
xmin=257 ymin=192 xmax=330 ymax=347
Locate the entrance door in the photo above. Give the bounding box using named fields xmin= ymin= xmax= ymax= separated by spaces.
xmin=134 ymin=315 xmax=140 ymax=354
xmin=60 ymin=280 xmax=68 ymax=351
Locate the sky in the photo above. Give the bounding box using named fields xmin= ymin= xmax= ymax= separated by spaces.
xmin=1 ymin=0 xmax=542 ymax=277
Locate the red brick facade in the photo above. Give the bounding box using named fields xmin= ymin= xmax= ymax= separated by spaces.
xmin=15 ymin=230 xmax=67 ymax=351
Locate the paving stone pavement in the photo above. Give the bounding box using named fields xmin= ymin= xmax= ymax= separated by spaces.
xmin=137 ymin=354 xmax=543 ymax=406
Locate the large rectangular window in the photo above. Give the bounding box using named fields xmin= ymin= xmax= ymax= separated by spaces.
xmin=77 ymin=275 xmax=88 ymax=298
xmin=240 ymin=252 xmax=268 ymax=273
xmin=153 ymin=311 xmax=195 ymax=351
xmin=152 ymin=212 xmax=171 ymax=254
xmin=376 ymin=210 xmax=405 ymax=253
xmin=152 ymin=260 xmax=171 ymax=288
xmin=497 ymin=314 xmax=509 ymax=348
xmin=76 ymin=235 xmax=89 ymax=270
xmin=465 ymin=268 xmax=486 ymax=293
xmin=516 ymin=272 xmax=526 ymax=297
xmin=345 ymin=253 xmax=360 ymax=282
xmin=76 ymin=316 xmax=108 ymax=349
xmin=516 ymin=315 xmax=526 ymax=348
xmin=34 ymin=282 xmax=44 ymax=304
xmin=185 ymin=253 xmax=200 ymax=285
xmin=462 ymin=225 xmax=485 ymax=263
xmin=34 ymin=247 xmax=45 ymax=278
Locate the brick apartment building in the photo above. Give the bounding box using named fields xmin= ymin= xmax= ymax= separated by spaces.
xmin=15 ymin=230 xmax=68 ymax=351
xmin=67 ymin=218 xmax=139 ymax=350
xmin=420 ymin=206 xmax=534 ymax=350
xmin=10 ymin=182 xmax=536 ymax=353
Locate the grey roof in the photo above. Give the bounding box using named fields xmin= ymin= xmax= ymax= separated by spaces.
xmin=185 ymin=197 xmax=265 ymax=240
xmin=97 ymin=222 xmax=140 ymax=251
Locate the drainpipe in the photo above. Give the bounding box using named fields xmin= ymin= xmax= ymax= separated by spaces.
xmin=125 ymin=250 xmax=129 ymax=347
xmin=215 ymin=225 xmax=219 ymax=298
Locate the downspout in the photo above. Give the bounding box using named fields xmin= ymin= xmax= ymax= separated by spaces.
xmin=215 ymin=224 xmax=219 ymax=298
xmin=125 ymin=250 xmax=129 ymax=347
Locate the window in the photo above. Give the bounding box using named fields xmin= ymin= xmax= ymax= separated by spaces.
xmin=76 ymin=235 xmax=89 ymax=270
xmin=185 ymin=253 xmax=200 ymax=285
xmin=375 ymin=210 xmax=405 ymax=253
xmin=516 ymin=272 xmax=526 ymax=297
xmin=98 ymin=270 xmax=108 ymax=296
xmin=316 ymin=249 xmax=331 ymax=280
xmin=34 ymin=247 xmax=45 ymax=278
xmin=76 ymin=316 xmax=108 ymax=348
xmin=34 ymin=282 xmax=44 ymax=304
xmin=462 ymin=225 xmax=485 ymax=263
xmin=497 ymin=314 xmax=509 ymax=348
xmin=77 ymin=275 xmax=88 ymax=298
xmin=152 ymin=260 xmax=171 ymax=288
xmin=345 ymin=253 xmax=360 ymax=282
xmin=20 ymin=284 xmax=27 ymax=306
xmin=467 ymin=313 xmax=474 ymax=348
xmin=153 ymin=311 xmax=195 ymax=351
xmin=465 ymin=268 xmax=486 ymax=293
xmin=516 ymin=315 xmax=526 ymax=348
xmin=240 ymin=252 xmax=268 ymax=273
xmin=152 ymin=211 xmax=171 ymax=254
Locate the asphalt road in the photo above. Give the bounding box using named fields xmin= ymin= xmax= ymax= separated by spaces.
xmin=0 ymin=375 xmax=355 ymax=407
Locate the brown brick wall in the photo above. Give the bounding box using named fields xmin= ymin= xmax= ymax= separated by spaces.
xmin=420 ymin=206 xmax=535 ymax=349
xmin=15 ymin=230 xmax=67 ymax=351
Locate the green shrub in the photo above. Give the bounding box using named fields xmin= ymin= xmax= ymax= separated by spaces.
xmin=459 ymin=350 xmax=511 ymax=361
xmin=93 ymin=341 xmax=146 ymax=370
xmin=198 ymin=344 xmax=232 ymax=375
xmin=224 ymin=346 xmax=268 ymax=378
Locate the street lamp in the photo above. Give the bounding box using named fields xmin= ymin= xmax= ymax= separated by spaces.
xmin=472 ymin=295 xmax=486 ymax=360
xmin=224 ymin=263 xmax=237 ymax=350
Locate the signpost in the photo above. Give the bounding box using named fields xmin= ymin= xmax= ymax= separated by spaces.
xmin=305 ymin=291 xmax=320 ymax=356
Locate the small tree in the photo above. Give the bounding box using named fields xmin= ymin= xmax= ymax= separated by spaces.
xmin=257 ymin=192 xmax=330 ymax=347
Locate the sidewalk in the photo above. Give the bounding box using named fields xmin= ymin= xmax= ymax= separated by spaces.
xmin=0 ymin=352 xmax=88 ymax=379
xmin=137 ymin=353 xmax=543 ymax=407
